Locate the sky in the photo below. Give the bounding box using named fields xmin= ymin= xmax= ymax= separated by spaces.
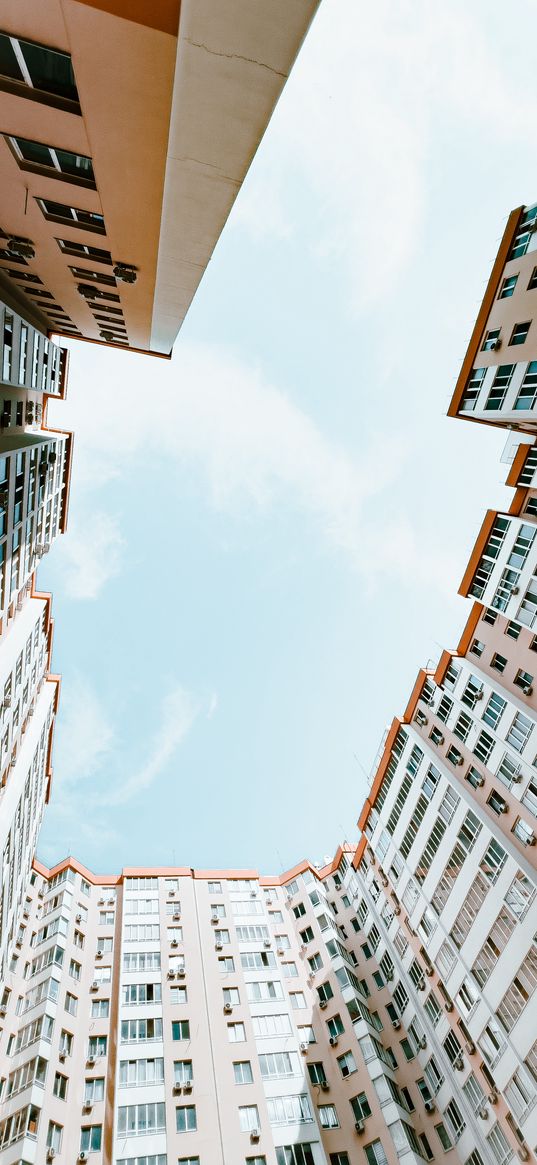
xmin=35 ymin=0 xmax=537 ymax=876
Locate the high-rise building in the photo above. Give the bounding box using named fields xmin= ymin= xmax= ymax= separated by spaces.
xmin=2 ymin=67 xmax=537 ymax=1165
xmin=0 ymin=1 xmax=321 ymax=355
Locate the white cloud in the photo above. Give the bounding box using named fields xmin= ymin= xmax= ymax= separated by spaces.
xmin=52 ymin=511 xmax=124 ymax=600
xmin=54 ymin=675 xmax=115 ymax=787
xmin=232 ymin=0 xmax=537 ymax=310
xmin=102 ymin=687 xmax=198 ymax=807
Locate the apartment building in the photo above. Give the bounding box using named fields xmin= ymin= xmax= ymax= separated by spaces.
xmin=449 ymin=201 xmax=537 ymax=431
xmin=0 ymin=0 xmax=320 ymax=355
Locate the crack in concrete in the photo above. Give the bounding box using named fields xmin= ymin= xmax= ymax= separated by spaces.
xmin=187 ymin=39 xmax=287 ymax=79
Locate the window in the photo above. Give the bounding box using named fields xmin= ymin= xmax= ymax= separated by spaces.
xmin=308 ymin=1061 xmax=327 ymax=1086
xmin=227 ymin=1022 xmax=245 ymax=1042
xmin=0 ymin=35 xmax=78 ymax=103
xmin=176 ymin=1105 xmax=197 ymax=1133
xmin=53 ymin=1072 xmax=67 ymax=1099
xmin=275 ymin=1146 xmax=316 ymax=1165
xmin=7 ymin=136 xmax=95 ymax=185
xmin=293 ymin=902 xmax=306 ymax=918
xmin=80 ymin=1125 xmax=102 ymax=1152
xmin=315 ymin=1103 xmax=337 ymax=1128
xmin=327 ymin=1015 xmax=345 ymax=1038
xmin=470 ymin=638 xmax=485 ymax=656
xmin=485 ymin=364 xmax=515 ymax=410
xmin=510 ymin=321 xmax=530 ymax=345
xmin=330 ymin=1155 xmax=350 ymax=1165
xmin=233 ymin=1060 xmax=253 ymax=1084
xmin=173 ymin=1060 xmax=193 ymax=1085
xmin=507 ymin=710 xmax=533 ymax=753
xmin=482 ymin=329 xmax=501 ymax=351
xmin=491 ymin=653 xmax=507 ymax=673
xmin=515 ymin=668 xmax=533 ymax=692
xmin=36 ymin=197 xmax=104 ymax=233
xmin=84 ymin=1078 xmax=105 ymax=1102
xmin=172 ymin=1020 xmax=190 ymax=1041
xmin=350 ymin=1092 xmax=372 ymax=1121
xmin=506 ymin=620 xmax=521 ymax=639
xmin=483 ymin=692 xmax=506 ymax=730
xmin=513 ymin=817 xmax=535 ymax=845
xmin=65 ymin=991 xmax=77 ymax=1015
xmin=239 ymin=1104 xmax=259 ymax=1131
xmin=337 ymin=1050 xmax=356 ymax=1077
xmin=499 ymin=275 xmax=518 ymax=298
xmin=364 ymin=1142 xmax=389 ymax=1165
xmin=289 ymin=992 xmax=306 ymax=1009
xmin=461 ymin=366 xmax=486 ymax=411
xmin=300 ymin=926 xmax=314 ymax=943
xmin=208 ymin=880 xmax=222 ymax=893
xmin=117 ymin=1105 xmax=165 ymax=1136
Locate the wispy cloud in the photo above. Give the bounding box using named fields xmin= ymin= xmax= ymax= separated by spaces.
xmin=102 ymin=687 xmax=198 ymax=807
xmin=55 ymin=674 xmax=115 ymax=785
xmin=52 ymin=511 xmax=124 ymax=600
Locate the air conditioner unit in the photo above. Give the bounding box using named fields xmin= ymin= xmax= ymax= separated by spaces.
xmin=250 ymin=1128 xmax=260 ymax=1142
xmin=415 ymin=713 xmax=428 ymax=725
xmin=517 ymin=1147 xmax=530 ymax=1163
xmin=113 ymin=262 xmax=137 ymax=284
xmin=250 ymin=889 xmax=257 ymax=897
xmin=223 ymin=1002 xmax=233 ymax=1013
xmin=183 ymin=1079 xmax=193 ymax=1092
xmin=87 ymin=1055 xmax=96 ymax=1066
xmin=457 ymin=756 xmax=464 ymax=766
xmin=211 ymin=914 xmax=219 ymax=923
xmin=523 ymin=685 xmax=533 ymax=695
xmin=329 ymin=1035 xmax=339 ymax=1046
xmin=90 ymin=982 xmax=99 ymax=991
xmin=491 ymin=338 xmax=502 ymax=350
xmin=393 ymin=904 xmax=401 ymax=915
xmin=300 ymin=1042 xmax=308 ymax=1053
xmin=173 ymin=1083 xmax=182 ymax=1094
xmin=3 ymin=697 xmax=11 ymax=709
xmin=79 ymin=1153 xmax=88 ymax=1162
xmin=0 ymin=1005 xmax=6 ymax=1018
xmin=46 ymin=1150 xmax=56 ymax=1162
xmin=76 ymin=913 xmax=82 ymax=923
xmin=7 ymin=236 xmax=35 ymax=260
xmin=478 ymin=1105 xmax=489 ymax=1120
xmin=425 ymin=1099 xmax=436 ymax=1113
xmin=465 ymin=1041 xmax=476 ymax=1055
xmin=417 ymin=980 xmax=426 ymax=991
xmin=107 ymin=897 xmax=114 ymax=906
xmin=488 ymin=1089 xmax=499 ymax=1105
xmin=171 ymin=939 xmax=179 ymax=948
xmin=82 ymin=1101 xmax=93 ymax=1113
xmin=425 ymin=966 xmax=434 ymax=977
xmin=169 ymin=889 xmax=175 ymax=897
xmin=178 ymin=967 xmax=186 ymax=978
xmin=173 ymin=911 xmax=181 ymax=920
xmin=392 ymin=1018 xmax=401 ymax=1030
xmin=38 ymin=888 xmax=44 ymax=898
xmin=167 ymin=971 xmax=176 ymax=980
xmin=453 ymin=1056 xmax=464 ymax=1071
xmin=444 ymin=1000 xmax=453 ymax=1012
xmin=266 ymin=898 xmax=273 ymax=906
xmin=58 ymin=1050 xmax=67 ymax=1062
xmin=386 ymin=970 xmax=394 ymax=981
xmin=98 ymin=898 xmax=105 ymax=905
xmin=319 ymin=999 xmax=328 ymax=1009
xmin=96 ymin=950 xmax=103 ymax=959
xmin=474 ymin=774 xmax=485 ymax=787
xmin=277 ymin=947 xmax=285 ymax=956
xmin=263 ymin=939 xmax=271 ymax=948
xmin=215 ymin=941 xmax=223 ymax=950
xmin=355 ymin=1119 xmax=365 ymax=1133
xmin=418 ymin=1037 xmax=427 ymax=1049
xmin=475 ymin=690 xmax=484 ymax=700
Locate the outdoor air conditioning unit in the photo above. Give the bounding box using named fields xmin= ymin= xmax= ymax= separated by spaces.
xmin=474 ymin=774 xmax=485 ymax=786
xmin=173 ymin=1083 xmax=182 ymax=1095
xmin=211 ymin=914 xmax=219 ymax=923
xmin=444 ymin=1000 xmax=453 ymax=1012
xmin=7 ymin=236 xmax=35 ymax=260
xmin=250 ymin=1128 xmax=260 ymax=1142
xmin=3 ymin=697 xmax=11 ymax=709
xmin=453 ymin=1056 xmax=464 ymax=1071
xmin=436 ymin=732 xmax=445 ymax=745
xmin=475 ymin=689 xmax=483 ymax=700
xmin=418 ymin=1037 xmax=427 ymax=1049
xmin=87 ymin=1055 xmax=96 ymax=1066
xmin=38 ymin=888 xmax=44 ymax=898
xmin=223 ymin=1002 xmax=233 ymax=1014
xmin=300 ymin=1042 xmax=308 ymax=1053
xmin=488 ymin=1089 xmax=499 ymax=1105
xmin=76 ymin=913 xmax=82 ymax=923
xmin=90 ymin=982 xmax=99 ymax=991
xmin=277 ymin=947 xmax=285 ymax=956
xmin=511 ymin=586 xmax=520 ymax=595
xmin=425 ymin=1100 xmax=436 ymax=1113
xmin=478 ymin=1105 xmax=489 ymax=1120
xmin=183 ymin=1079 xmax=193 ymax=1092
xmin=113 ymin=262 xmax=137 ymax=284
xmin=320 ymin=1081 xmax=330 ymax=1091
xmin=319 ymin=999 xmax=327 ymax=1009
xmin=517 ymin=1148 xmax=530 ymax=1163
xmin=355 ymin=1119 xmax=365 ymax=1134
xmin=0 ymin=1005 xmax=6 ymax=1018
xmin=263 ymin=939 xmax=271 ymax=948
xmin=96 ymin=950 xmax=103 ymax=959
xmin=171 ymin=939 xmax=178 ymax=948
xmin=491 ymin=338 xmax=502 ymax=350
xmin=178 ymin=967 xmax=186 ymax=978
xmin=79 ymin=1153 xmax=88 ymax=1162
xmin=215 ymin=941 xmax=223 ymax=950
xmin=46 ymin=1150 xmax=56 ymax=1162
xmin=523 ymin=685 xmax=533 ymax=695
xmin=167 ymin=971 xmax=176 ymax=980
xmin=425 ymin=966 xmax=434 ymax=976
xmin=82 ymin=1101 xmax=93 ymax=1113
xmin=392 ymin=1018 xmax=401 ymax=1030
xmin=266 ymin=898 xmax=273 ymax=906
xmin=465 ymin=1041 xmax=476 ymax=1055
xmin=58 ymin=1050 xmax=67 ymax=1062
xmin=386 ymin=969 xmax=394 ymax=981
xmin=457 ymin=756 xmax=464 ymax=766
xmin=169 ymin=889 xmax=175 ymax=897
xmin=329 ymin=1035 xmax=339 ymax=1047
xmin=250 ymin=889 xmax=257 ymax=897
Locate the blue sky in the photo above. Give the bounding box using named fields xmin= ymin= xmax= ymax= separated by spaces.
xmin=36 ymin=0 xmax=537 ymax=875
